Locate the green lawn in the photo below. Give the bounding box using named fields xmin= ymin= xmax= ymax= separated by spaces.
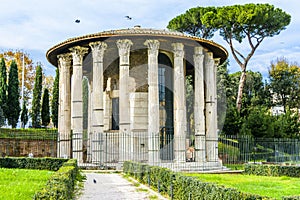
xmin=0 ymin=168 xmax=53 ymax=200
xmin=188 ymin=173 xmax=300 ymax=199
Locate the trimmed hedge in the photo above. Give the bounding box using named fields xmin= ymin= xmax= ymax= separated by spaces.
xmin=123 ymin=161 xmax=270 ymax=200
xmin=244 ymin=164 xmax=300 ymax=178
xmin=0 ymin=157 xmax=80 ymax=199
xmin=0 ymin=157 xmax=68 ymax=171
xmin=33 ymin=159 xmax=79 ymax=200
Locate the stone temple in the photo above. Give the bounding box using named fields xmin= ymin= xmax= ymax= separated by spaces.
xmin=46 ymin=26 xmax=227 ymax=171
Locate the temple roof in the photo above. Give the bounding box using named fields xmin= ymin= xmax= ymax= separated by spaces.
xmin=46 ymin=26 xmax=228 ymax=66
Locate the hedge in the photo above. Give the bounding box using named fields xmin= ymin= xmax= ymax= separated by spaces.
xmin=33 ymin=159 xmax=79 ymax=200
xmin=0 ymin=157 xmax=68 ymax=171
xmin=0 ymin=157 xmax=80 ymax=199
xmin=123 ymin=161 xmax=270 ymax=200
xmin=244 ymin=164 xmax=300 ymax=177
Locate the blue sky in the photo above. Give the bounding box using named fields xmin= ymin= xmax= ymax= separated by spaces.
xmin=0 ymin=0 xmax=299 ymax=78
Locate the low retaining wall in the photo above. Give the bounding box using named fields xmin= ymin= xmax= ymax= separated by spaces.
xmin=0 ymin=138 xmax=57 ymax=157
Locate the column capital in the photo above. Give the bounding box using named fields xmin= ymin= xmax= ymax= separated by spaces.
xmin=194 ymin=46 xmax=205 ymax=55
xmin=206 ymin=51 xmax=214 ymax=59
xmin=172 ymin=43 xmax=184 ymax=58
xmin=194 ymin=47 xmax=205 ymax=66
xmin=214 ymin=58 xmax=221 ymax=66
xmin=57 ymin=53 xmax=72 ymax=65
xmin=144 ymin=40 xmax=160 ymax=56
xmin=69 ymin=46 xmax=88 ymax=65
xmin=116 ymin=39 xmax=133 ymax=57
xmin=89 ymin=41 xmax=107 ymax=61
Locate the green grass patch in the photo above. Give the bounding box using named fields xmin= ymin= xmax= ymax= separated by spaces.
xmin=188 ymin=173 xmax=300 ymax=199
xmin=223 ymin=164 xmax=245 ymax=170
xmin=0 ymin=168 xmax=53 ymax=200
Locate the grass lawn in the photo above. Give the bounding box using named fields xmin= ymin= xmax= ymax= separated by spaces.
xmin=188 ymin=173 xmax=300 ymax=199
xmin=0 ymin=168 xmax=53 ymax=200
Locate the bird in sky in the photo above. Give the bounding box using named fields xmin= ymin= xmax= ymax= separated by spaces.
xmin=125 ymin=16 xmax=132 ymax=20
xmin=75 ymin=19 xmax=80 ymax=23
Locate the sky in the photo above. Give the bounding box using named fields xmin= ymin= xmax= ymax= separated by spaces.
xmin=0 ymin=0 xmax=299 ymax=78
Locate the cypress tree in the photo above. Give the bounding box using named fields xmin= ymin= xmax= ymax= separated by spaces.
xmin=0 ymin=107 xmax=5 ymax=127
xmin=7 ymin=60 xmax=20 ymax=128
xmin=31 ymin=65 xmax=43 ymax=128
xmin=41 ymin=88 xmax=50 ymax=127
xmin=51 ymin=68 xmax=59 ymax=128
xmin=20 ymin=100 xmax=28 ymax=128
xmin=0 ymin=58 xmax=7 ymax=119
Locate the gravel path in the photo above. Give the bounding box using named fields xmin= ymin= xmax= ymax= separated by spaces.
xmin=78 ymin=172 xmax=166 ymax=200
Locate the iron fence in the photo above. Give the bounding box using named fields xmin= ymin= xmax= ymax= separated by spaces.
xmin=218 ymin=135 xmax=300 ymax=164
xmin=1 ymin=128 xmax=299 ymax=168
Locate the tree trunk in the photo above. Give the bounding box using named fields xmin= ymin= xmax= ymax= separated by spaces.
xmin=236 ymin=70 xmax=247 ymax=112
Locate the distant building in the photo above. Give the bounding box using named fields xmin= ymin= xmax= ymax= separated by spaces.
xmin=46 ymin=26 xmax=228 ymax=171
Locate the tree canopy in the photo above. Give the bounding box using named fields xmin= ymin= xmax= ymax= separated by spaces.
xmin=201 ymin=3 xmax=291 ymax=111
xmin=168 ymin=3 xmax=291 ymax=112
xmin=7 ymin=60 xmax=20 ymax=128
xmin=51 ymin=69 xmax=59 ymax=128
xmin=0 ymin=51 xmax=36 ymax=101
xmin=167 ymin=6 xmax=217 ymax=39
xmin=268 ymin=58 xmax=300 ymax=112
xmin=41 ymin=88 xmax=50 ymax=127
xmin=0 ymin=58 xmax=8 ymax=119
xmin=20 ymin=100 xmax=28 ymax=128
xmin=31 ymin=65 xmax=43 ymax=128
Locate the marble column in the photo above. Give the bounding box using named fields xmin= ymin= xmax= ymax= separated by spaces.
xmin=172 ymin=43 xmax=187 ymax=162
xmin=70 ymin=46 xmax=88 ymax=163
xmin=193 ymin=46 xmax=206 ymax=162
xmin=89 ymin=41 xmax=107 ymax=164
xmin=57 ymin=53 xmax=72 ymax=158
xmin=204 ymin=52 xmax=218 ymax=162
xmin=116 ymin=39 xmax=132 ymax=162
xmin=144 ymin=40 xmax=160 ymax=164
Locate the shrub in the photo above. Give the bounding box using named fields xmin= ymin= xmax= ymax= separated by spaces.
xmin=0 ymin=157 xmax=67 ymax=171
xmin=123 ymin=161 xmax=271 ymax=199
xmin=33 ymin=159 xmax=79 ymax=200
xmin=244 ymin=164 xmax=300 ymax=177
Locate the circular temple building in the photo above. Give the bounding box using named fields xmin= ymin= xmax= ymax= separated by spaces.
xmin=47 ymin=26 xmax=227 ymax=171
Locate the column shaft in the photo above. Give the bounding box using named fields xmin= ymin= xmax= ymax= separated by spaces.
xmin=205 ymin=52 xmax=218 ymax=162
xmin=117 ymin=39 xmax=132 ymax=162
xmin=172 ymin=43 xmax=187 ymax=163
xmin=193 ymin=46 xmax=206 ymax=162
xmin=57 ymin=53 xmax=72 ymax=158
xmin=70 ymin=46 xmax=88 ymax=163
xmin=89 ymin=41 xmax=107 ymax=164
xmin=144 ymin=40 xmax=160 ymax=164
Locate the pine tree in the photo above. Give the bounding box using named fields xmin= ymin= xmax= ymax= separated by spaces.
xmin=31 ymin=65 xmax=43 ymax=128
xmin=0 ymin=58 xmax=7 ymax=120
xmin=51 ymin=69 xmax=59 ymax=128
xmin=7 ymin=60 xmax=20 ymax=128
xmin=20 ymin=100 xmax=28 ymax=128
xmin=41 ymin=88 xmax=50 ymax=127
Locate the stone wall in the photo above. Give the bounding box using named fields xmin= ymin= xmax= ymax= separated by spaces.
xmin=0 ymin=139 xmax=57 ymax=157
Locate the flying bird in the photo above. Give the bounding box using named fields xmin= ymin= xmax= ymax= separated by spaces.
xmin=93 ymin=178 xmax=97 ymax=184
xmin=125 ymin=16 xmax=132 ymax=20
xmin=75 ymin=19 xmax=80 ymax=23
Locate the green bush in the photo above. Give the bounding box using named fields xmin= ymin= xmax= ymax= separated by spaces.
xmin=0 ymin=128 xmax=57 ymax=140
xmin=123 ymin=161 xmax=271 ymax=199
xmin=33 ymin=159 xmax=79 ymax=200
xmin=244 ymin=164 xmax=300 ymax=177
xmin=0 ymin=157 xmax=68 ymax=171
